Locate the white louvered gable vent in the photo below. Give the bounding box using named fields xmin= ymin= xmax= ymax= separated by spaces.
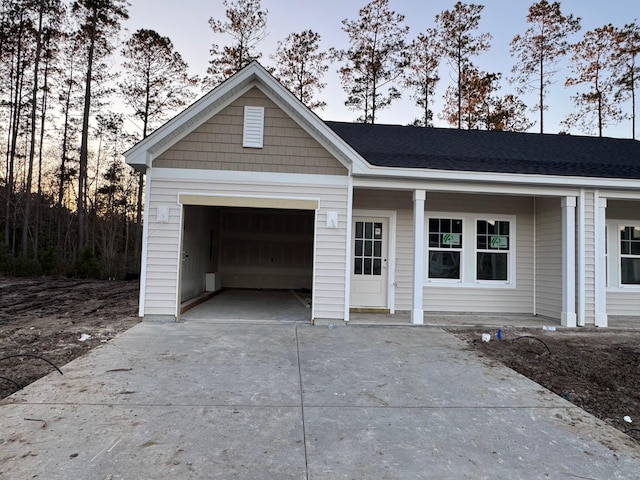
xmin=243 ymin=106 xmax=264 ymax=148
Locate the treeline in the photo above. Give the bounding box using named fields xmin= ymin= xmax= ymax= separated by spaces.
xmin=0 ymin=0 xmax=197 ymax=277
xmin=0 ymin=0 xmax=638 ymax=278
xmin=226 ymin=0 xmax=639 ymax=136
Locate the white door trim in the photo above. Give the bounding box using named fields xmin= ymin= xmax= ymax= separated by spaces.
xmin=352 ymin=209 xmax=397 ymax=312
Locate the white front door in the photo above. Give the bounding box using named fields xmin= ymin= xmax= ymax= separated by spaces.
xmin=350 ymin=217 xmax=389 ymax=308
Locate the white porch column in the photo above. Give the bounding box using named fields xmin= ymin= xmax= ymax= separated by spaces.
xmin=412 ymin=190 xmax=426 ymax=324
xmin=594 ymin=195 xmax=608 ymax=327
xmin=561 ymin=197 xmax=577 ymax=327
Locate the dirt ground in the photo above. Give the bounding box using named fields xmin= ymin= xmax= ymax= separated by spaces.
xmin=1 ymin=278 xmax=639 ymax=446
xmin=452 ymin=327 xmax=640 ymax=444
xmin=0 ymin=277 xmax=140 ymax=400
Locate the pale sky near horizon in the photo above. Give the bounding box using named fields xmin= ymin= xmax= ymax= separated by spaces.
xmin=123 ymin=0 xmax=640 ymax=138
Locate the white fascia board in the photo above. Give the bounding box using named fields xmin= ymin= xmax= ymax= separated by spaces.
xmin=152 ymin=167 xmax=350 ymax=187
xmin=125 ymin=150 xmax=150 ymax=171
xmin=353 ymin=164 xmax=640 ymax=190
xmin=352 ymin=176 xmax=581 ymax=197
xmin=598 ymin=189 xmax=640 ymax=200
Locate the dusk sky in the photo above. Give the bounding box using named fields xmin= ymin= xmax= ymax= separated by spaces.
xmin=125 ymin=0 xmax=639 ymax=138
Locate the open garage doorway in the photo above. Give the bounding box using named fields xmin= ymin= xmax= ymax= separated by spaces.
xmin=179 ymin=202 xmax=315 ymax=321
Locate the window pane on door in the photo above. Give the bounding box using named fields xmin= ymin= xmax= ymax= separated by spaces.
xmin=364 ymin=257 xmax=372 ymax=275
xmin=373 ymin=258 xmax=382 ymax=275
xmin=355 ymin=240 xmax=363 ymax=256
xmin=354 ymin=258 xmax=363 ymax=275
xmin=354 ymin=220 xmax=383 ymax=276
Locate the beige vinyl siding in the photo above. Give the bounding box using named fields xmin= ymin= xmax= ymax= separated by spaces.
xmin=606 ymin=200 xmax=640 ymax=316
xmin=142 ymin=193 xmax=182 ymax=315
xmin=607 ymin=292 xmax=640 ymax=316
xmin=395 ymin=211 xmax=415 ymax=311
xmin=143 ymin=171 xmax=348 ymax=320
xmin=534 ymin=197 xmax=562 ymax=319
xmin=353 ymin=189 xmax=414 ymax=310
xmin=154 ymin=88 xmax=347 ymax=176
xmin=607 ymin=200 xmax=640 ymax=218
xmin=422 ymin=193 xmax=534 ymax=314
xmin=583 ymin=191 xmax=596 ymax=324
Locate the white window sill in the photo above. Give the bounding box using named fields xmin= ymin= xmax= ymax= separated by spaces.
xmin=426 ymin=281 xmax=516 ymax=289
xmin=607 ymin=285 xmax=640 ymax=291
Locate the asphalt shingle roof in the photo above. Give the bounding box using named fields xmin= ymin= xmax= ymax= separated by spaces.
xmin=325 ymin=121 xmax=640 ymax=179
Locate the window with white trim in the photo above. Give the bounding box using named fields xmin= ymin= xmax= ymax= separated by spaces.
xmin=620 ymin=225 xmax=640 ymax=285
xmin=428 ymin=218 xmax=462 ymax=280
xmin=425 ymin=213 xmax=515 ymax=287
xmin=476 ymin=219 xmax=510 ymax=282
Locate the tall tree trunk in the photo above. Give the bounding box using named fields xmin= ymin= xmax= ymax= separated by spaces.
xmin=6 ymin=15 xmax=25 ymax=251
xmin=35 ymin=52 xmax=50 ymax=258
xmin=632 ymin=66 xmax=636 ymax=140
xmin=57 ymin=78 xmax=73 ymax=252
xmin=539 ymin=56 xmax=544 ymax=134
xmin=78 ymin=28 xmax=97 ymax=250
xmin=22 ymin=4 xmax=45 ymax=258
xmin=457 ymin=46 xmax=462 ymax=129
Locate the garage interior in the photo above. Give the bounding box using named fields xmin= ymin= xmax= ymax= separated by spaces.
xmin=180 ymin=205 xmax=315 ymax=319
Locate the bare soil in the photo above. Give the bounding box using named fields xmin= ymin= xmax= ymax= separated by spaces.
xmin=1 ymin=279 xmax=639 ymax=445
xmin=0 ymin=277 xmax=140 ymax=399
xmin=452 ymin=327 xmax=640 ymax=444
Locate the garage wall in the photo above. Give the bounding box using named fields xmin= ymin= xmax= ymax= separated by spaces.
xmin=218 ymin=208 xmax=314 ymax=289
xmin=181 ymin=206 xmax=220 ymax=302
xmin=143 ymin=170 xmax=349 ymax=320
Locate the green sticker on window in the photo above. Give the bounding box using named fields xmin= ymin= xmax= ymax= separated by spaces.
xmin=490 ymin=236 xmax=508 ymax=248
xmin=443 ymin=233 xmax=461 ymax=246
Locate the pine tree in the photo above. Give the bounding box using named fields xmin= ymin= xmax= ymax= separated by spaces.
xmin=435 ymin=1 xmax=492 ymax=129
xmin=206 ymin=0 xmax=267 ymax=87
xmin=614 ymin=22 xmax=640 ymax=139
xmin=336 ymin=0 xmax=408 ymax=124
xmin=271 ymin=30 xmax=329 ymax=110
xmin=22 ymin=0 xmax=64 ymax=259
xmin=564 ymin=24 xmax=624 ymax=137
xmin=403 ymin=29 xmax=441 ymax=127
xmin=71 ymin=0 xmax=128 ymax=250
xmin=442 ymin=68 xmax=531 ymax=131
xmin=510 ymin=0 xmax=581 ymax=133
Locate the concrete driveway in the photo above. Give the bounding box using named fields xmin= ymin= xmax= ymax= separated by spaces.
xmin=1 ymin=321 xmax=639 ymax=479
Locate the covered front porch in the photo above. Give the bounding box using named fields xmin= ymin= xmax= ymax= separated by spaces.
xmin=350 ymin=182 xmax=580 ymax=327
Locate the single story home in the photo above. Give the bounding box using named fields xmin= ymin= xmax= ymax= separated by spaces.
xmin=125 ymin=62 xmax=640 ymax=327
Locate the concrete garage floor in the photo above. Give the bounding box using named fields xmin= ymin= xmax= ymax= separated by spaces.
xmin=182 ymin=289 xmax=313 ymax=323
xmin=2 ymin=317 xmax=640 ymax=478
